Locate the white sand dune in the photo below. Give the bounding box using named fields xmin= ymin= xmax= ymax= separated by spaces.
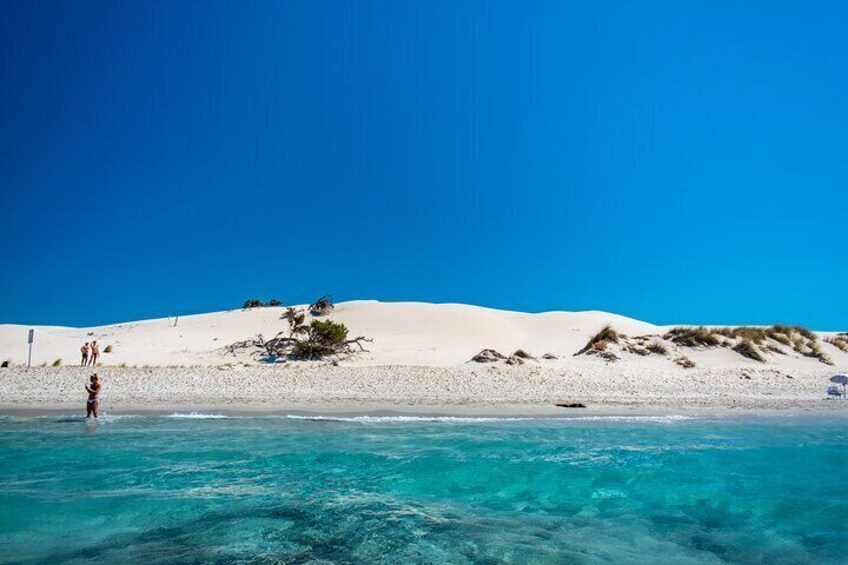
xmin=0 ymin=300 xmax=659 ymax=367
xmin=0 ymin=300 xmax=845 ymax=370
xmin=0 ymin=301 xmax=845 ymax=411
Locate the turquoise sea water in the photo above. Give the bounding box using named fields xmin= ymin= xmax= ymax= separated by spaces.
xmin=1 ymin=413 xmax=847 ymax=564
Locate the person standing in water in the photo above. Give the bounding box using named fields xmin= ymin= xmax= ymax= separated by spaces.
xmin=80 ymin=342 xmax=89 ymax=366
xmin=85 ymin=373 xmax=102 ymax=418
xmin=89 ymin=341 xmax=99 ymax=366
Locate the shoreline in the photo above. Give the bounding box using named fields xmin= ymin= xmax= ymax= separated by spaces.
xmin=3 ymin=401 xmax=848 ymax=420
xmin=1 ymin=365 xmax=846 ymax=418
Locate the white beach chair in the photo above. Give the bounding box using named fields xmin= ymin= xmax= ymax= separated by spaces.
xmin=826 ymin=385 xmax=843 ymax=399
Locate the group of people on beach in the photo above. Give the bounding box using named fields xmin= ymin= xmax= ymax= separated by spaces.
xmin=80 ymin=341 xmax=99 ymax=367
xmin=80 ymin=341 xmax=102 ymax=417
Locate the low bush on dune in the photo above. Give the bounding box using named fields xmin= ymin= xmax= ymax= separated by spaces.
xmin=309 ymin=319 xmax=348 ymax=344
xmin=243 ymin=298 xmax=283 ymax=309
xmin=733 ymin=340 xmax=765 ymax=362
xmin=574 ymin=324 xmax=619 ymax=356
xmin=664 ymin=327 xmax=721 ymax=348
xmin=291 ymin=320 xmax=351 ymax=359
xmin=52 ymin=358 xmax=62 ymax=367
xmin=104 ymin=345 xmax=113 ymax=353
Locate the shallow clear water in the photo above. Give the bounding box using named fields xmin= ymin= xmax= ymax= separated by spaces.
xmin=1 ymin=413 xmax=846 ymax=564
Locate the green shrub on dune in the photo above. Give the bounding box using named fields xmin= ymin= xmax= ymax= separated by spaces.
xmin=243 ymin=298 xmax=283 ymax=309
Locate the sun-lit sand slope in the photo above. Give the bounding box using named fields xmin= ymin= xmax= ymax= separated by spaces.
xmin=3 ymin=300 xmax=660 ymax=367
xmin=0 ymin=301 xmax=846 ymax=373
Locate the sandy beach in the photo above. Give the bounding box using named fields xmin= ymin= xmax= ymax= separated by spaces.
xmin=1 ymin=301 xmax=846 ymax=415
xmin=0 ymin=364 xmax=845 ymax=415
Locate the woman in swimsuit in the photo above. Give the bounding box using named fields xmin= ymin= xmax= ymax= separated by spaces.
xmin=89 ymin=341 xmax=99 ymax=367
xmin=85 ymin=373 xmax=101 ymax=418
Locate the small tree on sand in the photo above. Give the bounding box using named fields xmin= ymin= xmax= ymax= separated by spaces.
xmin=291 ymin=320 xmax=350 ymax=359
xmin=229 ymin=306 xmax=370 ymax=361
xmin=283 ymin=307 xmax=307 ymax=335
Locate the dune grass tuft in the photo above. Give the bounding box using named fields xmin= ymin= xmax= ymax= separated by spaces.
xmin=803 ymin=342 xmax=834 ymax=365
xmin=766 ymin=324 xmax=835 ymax=364
xmin=733 ymin=340 xmax=765 ymax=362
xmin=574 ymin=324 xmax=619 ymax=356
xmin=772 ymin=324 xmax=817 ymax=342
xmin=825 ymin=336 xmax=848 ymax=353
xmin=664 ymin=327 xmax=721 ymax=348
xmin=593 ymin=324 xmax=619 ymax=344
xmin=709 ymin=324 xmax=833 ymax=363
xmin=714 ymin=327 xmax=767 ymax=344
xmin=647 ymin=341 xmax=668 ymax=356
xmin=767 ymin=330 xmax=792 ymax=346
xmin=52 ymin=358 xmax=62 ymax=367
xmin=104 ymin=345 xmax=113 ymax=353
xmin=764 ymin=344 xmax=786 ymax=355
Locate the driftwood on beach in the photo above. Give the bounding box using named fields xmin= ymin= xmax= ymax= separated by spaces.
xmin=228 ymin=331 xmax=372 ymax=361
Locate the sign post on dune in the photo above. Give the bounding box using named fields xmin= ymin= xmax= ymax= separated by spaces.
xmin=27 ymin=329 xmax=34 ymax=369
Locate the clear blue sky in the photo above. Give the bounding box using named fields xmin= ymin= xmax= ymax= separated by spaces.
xmin=1 ymin=1 xmax=846 ymax=329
